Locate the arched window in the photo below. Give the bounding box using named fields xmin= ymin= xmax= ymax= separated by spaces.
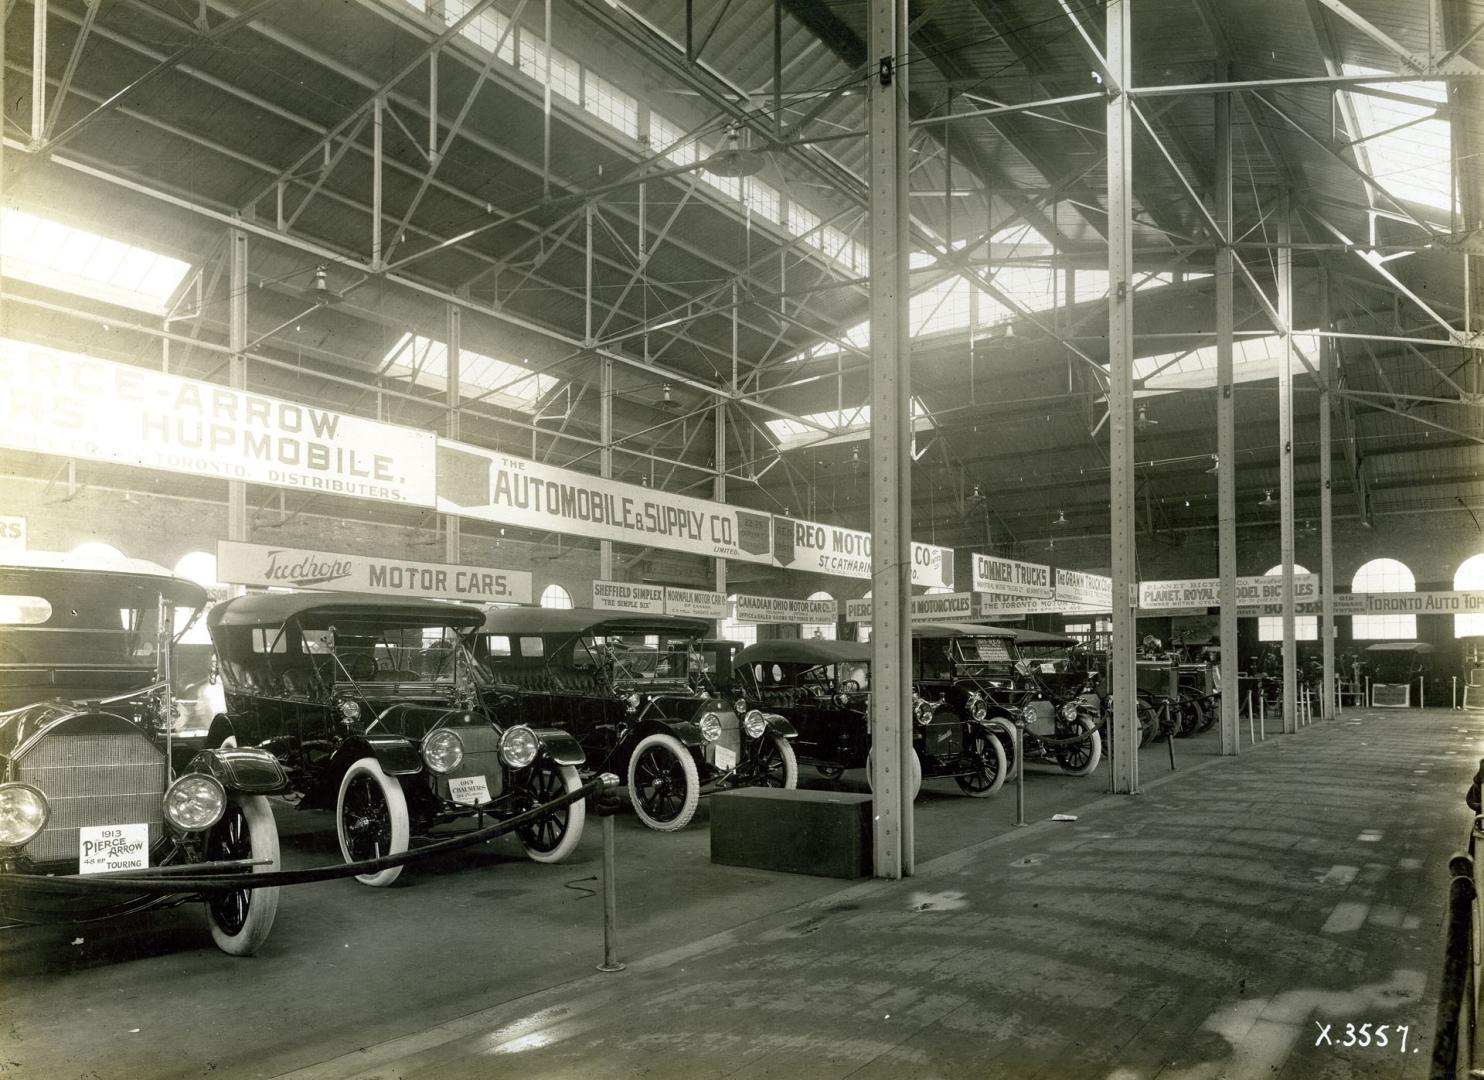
xmin=539 ymin=583 xmax=573 ymax=609
xmin=70 ymin=541 xmax=125 ymax=561
xmin=722 ymin=593 xmax=756 ymax=646
xmin=858 ymin=589 xmax=873 ymax=643
xmin=1456 ymin=554 xmax=1484 ymax=638
xmin=1351 ymin=557 xmax=1416 ymax=640
xmin=802 ymin=590 xmax=836 ymax=640
xmin=172 ymin=551 xmax=220 ymax=645
xmin=1257 ymin=564 xmax=1318 ymax=642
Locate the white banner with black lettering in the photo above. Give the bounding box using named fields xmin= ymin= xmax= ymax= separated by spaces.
xmin=970 ymin=554 xmax=1053 ymax=598
xmin=437 ymin=439 xmax=774 ymax=565
xmin=770 ymin=515 xmax=955 ymax=589
xmin=845 ymin=592 xmax=985 ymax=623
xmin=591 ymin=580 xmax=666 ymax=614
xmin=0 ymin=340 xmax=437 ymax=507
xmin=1055 ymin=569 xmax=1112 ymax=608
xmin=664 ymin=587 xmax=726 ymax=620
xmin=216 ymin=540 xmax=531 ymax=604
xmin=733 ymin=594 xmax=839 ymax=624
xmin=1139 ymin=573 xmax=1318 ymax=610
xmin=0 ymin=515 xmax=24 ymax=550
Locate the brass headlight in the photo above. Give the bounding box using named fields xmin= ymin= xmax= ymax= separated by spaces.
xmin=499 ymin=725 xmax=540 ymax=769
xmin=164 ymin=773 xmax=226 ymax=832
xmin=422 ymin=728 xmax=465 ymax=774
xmin=1019 ymin=704 xmax=1037 ymax=725
xmin=742 ymin=709 xmax=768 ymax=739
xmin=913 ymin=697 xmax=936 ymax=726
xmin=699 ymin=712 xmax=722 ymax=742
xmin=338 ymin=699 xmax=361 ymax=721
xmin=0 ymin=783 xmax=49 ymax=847
xmin=970 ymin=698 xmax=988 ymax=722
xmin=1060 ymin=702 xmax=1080 ymax=722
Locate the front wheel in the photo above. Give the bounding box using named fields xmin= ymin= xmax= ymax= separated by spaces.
xmin=336 ymin=757 xmax=409 ymax=887
xmin=866 ymin=747 xmax=923 ymax=801
xmin=738 ymin=734 xmax=798 ymax=790
xmin=515 ymin=760 xmax=586 ymax=864
xmin=955 ymin=725 xmax=1008 ymax=798
xmin=204 ymin=795 xmax=279 ymax=956
xmin=815 ymin=765 xmax=845 ymax=780
xmin=1055 ymin=717 xmax=1102 ymax=776
xmin=628 ymin=733 xmax=700 ymax=831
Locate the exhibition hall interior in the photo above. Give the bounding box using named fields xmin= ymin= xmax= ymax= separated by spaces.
xmin=1 ymin=0 xmax=1482 ymax=1076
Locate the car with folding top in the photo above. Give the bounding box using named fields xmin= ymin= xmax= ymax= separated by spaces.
xmin=205 ymin=592 xmax=587 ymax=884
xmin=472 ymin=608 xmax=797 ymax=832
xmin=731 ymin=637 xmax=1008 ymax=798
xmin=0 ymin=551 xmax=287 ymax=955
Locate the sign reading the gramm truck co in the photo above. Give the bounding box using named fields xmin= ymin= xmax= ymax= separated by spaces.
xmin=771 ymin=515 xmax=955 ymax=589
xmin=1055 ymin=569 xmax=1112 ymax=608
xmin=970 ymin=554 xmax=1053 ymax=599
xmin=592 ymin=580 xmax=665 ymax=615
xmin=436 ymin=440 xmax=774 ymax=565
xmin=216 ymin=540 xmax=532 ymax=604
xmin=0 ymin=341 xmax=437 ymax=507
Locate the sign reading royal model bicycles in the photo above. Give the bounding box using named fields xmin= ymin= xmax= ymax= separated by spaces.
xmin=732 ymin=594 xmax=839 ymax=624
xmin=216 ymin=540 xmax=532 ymax=604
xmin=0 ymin=340 xmax=437 ymax=507
xmin=1139 ymin=573 xmax=1319 ymax=610
xmin=970 ymin=554 xmax=1053 ymax=599
xmin=771 ymin=515 xmax=955 ymax=589
xmin=436 ymin=439 xmax=774 ymax=565
xmin=592 ymin=580 xmax=666 ymax=615
xmin=664 ymin=587 xmax=726 ymax=620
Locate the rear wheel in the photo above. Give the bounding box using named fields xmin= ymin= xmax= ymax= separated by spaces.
xmin=515 ymin=760 xmax=586 ymax=864
xmin=204 ymin=794 xmax=279 ymax=956
xmin=1136 ymin=701 xmax=1159 ymax=747
xmin=815 ymin=765 xmax=845 ymax=780
xmin=336 ymin=758 xmax=409 ymax=887
xmin=628 ymin=733 xmax=700 ymax=831
xmin=955 ymin=725 xmax=1008 ymax=797
xmin=866 ymin=748 xmax=923 ymax=801
xmin=1054 ymin=717 xmax=1102 ymax=776
xmin=739 ymin=734 xmax=798 ymax=790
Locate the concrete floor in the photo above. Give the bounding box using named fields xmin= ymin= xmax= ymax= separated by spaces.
xmin=1 ymin=709 xmax=1474 ymax=1079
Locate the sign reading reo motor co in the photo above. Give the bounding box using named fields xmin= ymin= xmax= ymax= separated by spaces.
xmin=437 ymin=440 xmax=774 ymax=565
xmin=217 ymin=540 xmax=532 ymax=604
xmin=592 ymin=580 xmax=665 ymax=615
xmin=771 ymin=515 xmax=955 ymax=589
xmin=970 ymin=554 xmax=1052 ymax=599
xmin=0 ymin=341 xmax=437 ymax=507
xmin=733 ymin=594 xmax=839 ymax=624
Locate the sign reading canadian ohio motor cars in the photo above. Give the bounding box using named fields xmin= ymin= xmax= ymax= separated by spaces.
xmin=437 ymin=440 xmax=774 ymax=565
xmin=217 ymin=540 xmax=532 ymax=604
xmin=0 ymin=340 xmax=437 ymax=507
xmin=771 ymin=515 xmax=955 ymax=589
xmin=732 ymin=594 xmax=838 ymax=624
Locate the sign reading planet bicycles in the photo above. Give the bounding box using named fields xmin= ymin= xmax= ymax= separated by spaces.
xmin=1139 ymin=574 xmax=1318 ymax=610
xmin=437 ymin=439 xmax=774 ymax=565
xmin=216 ymin=540 xmax=532 ymax=604
xmin=0 ymin=340 xmax=437 ymax=507
xmin=771 ymin=515 xmax=955 ymax=589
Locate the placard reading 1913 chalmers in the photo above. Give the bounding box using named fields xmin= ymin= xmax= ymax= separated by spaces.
xmin=0 ymin=340 xmax=438 ymax=507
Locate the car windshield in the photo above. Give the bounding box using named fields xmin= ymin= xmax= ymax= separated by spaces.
xmin=576 ymin=633 xmax=701 ymax=689
xmin=0 ymin=576 xmax=190 ymax=670
xmin=309 ymin=622 xmax=468 ymax=686
xmin=951 ymin=636 xmax=1016 ymax=672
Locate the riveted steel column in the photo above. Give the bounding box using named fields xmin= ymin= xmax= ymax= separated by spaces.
xmin=445 ymin=301 xmax=461 ymax=564
xmin=1319 ymin=271 xmax=1336 ymax=719
xmin=1216 ymin=74 xmax=1239 ymax=756
xmin=867 ymin=0 xmax=912 ymax=877
xmin=714 ymin=401 xmax=727 ymax=636
xmin=372 ymin=95 xmax=383 ymax=269
xmin=227 ymin=227 xmax=248 ymax=544
xmin=30 ymin=0 xmax=46 ymax=148
xmin=599 ymin=355 xmax=613 ymax=580
xmin=1278 ymin=194 xmax=1298 ymax=735
xmin=1106 ymin=0 xmax=1138 ymax=793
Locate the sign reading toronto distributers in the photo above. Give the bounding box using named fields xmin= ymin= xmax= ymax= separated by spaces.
xmin=0 ymin=340 xmax=437 ymax=507
xmin=970 ymin=554 xmax=1053 ymax=599
xmin=771 ymin=515 xmax=955 ymax=589
xmin=591 ymin=580 xmax=665 ymax=615
xmin=437 ymin=439 xmax=774 ymax=565
xmin=216 ymin=540 xmax=532 ymax=604
xmin=733 ymin=594 xmax=839 ymax=625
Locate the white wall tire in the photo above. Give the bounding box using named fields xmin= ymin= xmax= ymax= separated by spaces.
xmin=1055 ymin=717 xmax=1103 ymax=776
xmin=955 ymin=725 xmax=1008 ymax=797
xmin=866 ymin=747 xmax=924 ymax=801
xmin=336 ymin=757 xmax=409 ymax=887
xmin=516 ymin=761 xmax=586 ymax=864
xmin=204 ymin=794 xmax=279 ymax=956
xmin=743 ymin=733 xmax=798 ymax=790
xmin=628 ymin=733 xmax=700 ymax=831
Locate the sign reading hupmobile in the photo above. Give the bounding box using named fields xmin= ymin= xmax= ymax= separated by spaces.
xmin=437 ymin=440 xmax=774 ymax=565
xmin=732 ymin=594 xmax=838 ymax=624
xmin=216 ymin=540 xmax=532 ymax=604
xmin=0 ymin=341 xmax=437 ymax=507
xmin=592 ymin=580 xmax=665 ymax=614
xmin=771 ymin=515 xmax=955 ymax=589
xmin=970 ymin=554 xmax=1053 ymax=599
xmin=664 ymin=587 xmax=726 ymax=619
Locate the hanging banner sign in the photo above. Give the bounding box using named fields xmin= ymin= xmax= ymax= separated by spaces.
xmin=770 ymin=515 xmax=955 ymax=589
xmin=846 ymin=592 xmax=985 ymax=624
xmin=1139 ymin=574 xmax=1318 ymax=610
xmin=664 ymin=587 xmax=726 ymax=620
xmin=592 ymin=580 xmax=666 ymax=615
xmin=970 ymin=554 xmax=1053 ymax=598
xmin=1055 ymin=569 xmax=1112 ymax=608
xmin=0 ymin=515 xmax=25 ymax=550
xmin=0 ymin=340 xmax=437 ymax=507
xmin=216 ymin=540 xmax=532 ymax=604
xmin=436 ymin=439 xmax=774 ymax=565
xmin=1325 ymin=590 xmax=1484 ymax=616
xmin=732 ymin=594 xmax=838 ymax=624
xmin=980 ymin=595 xmax=1107 ymax=617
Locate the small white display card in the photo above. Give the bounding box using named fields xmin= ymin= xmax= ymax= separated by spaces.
xmin=78 ymin=823 xmax=149 ymax=874
xmin=713 ymin=745 xmax=738 ymax=772
xmin=447 ymin=775 xmax=491 ymax=806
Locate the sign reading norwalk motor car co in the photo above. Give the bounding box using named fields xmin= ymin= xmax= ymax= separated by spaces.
xmin=216 ymin=540 xmax=532 ymax=605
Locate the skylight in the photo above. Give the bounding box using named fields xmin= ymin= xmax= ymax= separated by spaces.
xmin=1132 ymin=332 xmax=1321 ymax=395
xmin=0 ymin=208 xmax=192 ymax=316
xmin=381 ymin=333 xmax=559 ymax=413
xmin=765 ymin=398 xmax=932 ymax=451
xmin=1343 ymin=64 xmax=1452 ymax=213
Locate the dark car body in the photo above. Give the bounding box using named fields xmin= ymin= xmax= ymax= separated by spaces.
xmin=0 ymin=553 xmax=288 ymax=955
xmin=473 ymin=609 xmax=797 ymax=831
xmin=206 ymin=592 xmax=587 ymax=881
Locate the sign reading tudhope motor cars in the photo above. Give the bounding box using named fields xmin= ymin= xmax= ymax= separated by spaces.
xmin=437 ymin=439 xmax=774 ymax=565
xmin=0 ymin=341 xmax=437 ymax=507
xmin=216 ymin=540 xmax=532 ymax=604
xmin=771 ymin=515 xmax=955 ymax=589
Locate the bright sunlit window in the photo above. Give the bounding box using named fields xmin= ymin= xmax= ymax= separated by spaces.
xmin=1352 ymin=557 xmax=1416 ymax=640
xmin=1257 ymin=564 xmax=1318 ymax=642
xmin=441 ymin=0 xmax=515 ymax=62
xmin=539 ymin=583 xmax=573 ymax=610
xmin=1343 ymin=65 xmax=1452 ymax=213
xmin=1455 ymin=555 xmax=1484 ymax=638
xmin=723 ymin=594 xmax=757 ymax=646
xmin=802 ymin=591 xmax=836 ymax=641
xmin=764 ymin=398 xmax=932 ymax=451
xmin=381 ymin=333 xmax=558 ymax=413
xmin=1 ymin=208 xmax=192 ymax=316
xmin=911 ymin=276 xmax=972 ymax=337
xmin=518 ymin=35 xmax=581 ymax=104
xmin=1133 ymin=332 xmax=1321 ymax=394
xmin=583 ymin=70 xmax=638 ymax=138
xmin=743 ymin=179 xmax=781 ymax=224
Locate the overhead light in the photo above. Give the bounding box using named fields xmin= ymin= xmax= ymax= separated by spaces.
xmin=703 ymin=126 xmax=767 ymax=178
xmin=1204 ymin=455 xmax=1220 ymax=474
xmin=1259 ymin=489 xmax=1276 ymax=508
xmin=654 ymin=384 xmax=681 ymax=411
xmin=310 ymin=266 xmax=344 ymax=305
xmin=1054 ymin=508 xmax=1068 ymax=526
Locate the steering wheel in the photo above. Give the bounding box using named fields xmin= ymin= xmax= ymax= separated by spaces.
xmin=343 ymin=653 xmax=378 ymax=681
xmin=841 ymin=679 xmax=861 ymax=692
xmin=0 ymin=641 xmax=28 ymax=664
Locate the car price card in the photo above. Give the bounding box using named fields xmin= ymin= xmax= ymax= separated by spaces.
xmin=78 ymin=823 xmax=149 ymax=874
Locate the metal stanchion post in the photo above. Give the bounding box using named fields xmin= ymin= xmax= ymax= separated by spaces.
xmin=1455 ymin=676 xmax=1460 ymax=711
xmin=1014 ymin=720 xmax=1027 ymax=827
xmin=596 ymin=780 xmax=625 ymax=974
xmin=1420 ymin=676 xmax=1426 ymax=710
xmin=1246 ymin=691 xmax=1254 ymax=747
xmin=1259 ymin=686 xmax=1266 ymax=740
xmin=1166 ymin=704 xmax=1177 ymax=771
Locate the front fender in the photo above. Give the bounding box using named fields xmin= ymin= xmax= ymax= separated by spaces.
xmin=761 ymin=713 xmax=797 ymax=739
xmin=639 ymin=718 xmax=704 ymax=749
xmin=187 ymin=746 xmax=288 ymax=794
xmin=330 ymin=733 xmax=423 ymax=777
xmin=527 ymin=726 xmax=586 ymax=767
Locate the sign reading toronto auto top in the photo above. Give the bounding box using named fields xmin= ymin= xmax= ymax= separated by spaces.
xmin=0 ymin=341 xmax=438 ymax=507
xmin=216 ymin=540 xmax=532 ymax=604
xmin=771 ymin=515 xmax=954 ymax=589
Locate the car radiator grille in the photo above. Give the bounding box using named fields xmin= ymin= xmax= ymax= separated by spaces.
xmin=436 ymin=724 xmax=504 ymax=801
xmin=16 ymin=732 xmax=167 ymax=866
xmin=922 ymin=722 xmax=963 ymax=758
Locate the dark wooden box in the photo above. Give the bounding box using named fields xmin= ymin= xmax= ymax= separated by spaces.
xmin=709 ymin=788 xmax=873 ymax=879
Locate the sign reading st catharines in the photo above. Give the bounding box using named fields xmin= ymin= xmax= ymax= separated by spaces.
xmin=436 ymin=439 xmax=774 ymax=565
xmin=0 ymin=341 xmax=437 ymax=507
xmin=771 ymin=515 xmax=955 ymax=589
xmin=217 ymin=540 xmax=532 ymax=604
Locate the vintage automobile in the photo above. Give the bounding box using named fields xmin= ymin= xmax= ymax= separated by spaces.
xmin=205 ymin=592 xmax=587 ymax=885
xmin=0 ymin=552 xmax=286 ymax=955
xmin=473 ymin=609 xmax=797 ymax=832
xmin=733 ymin=637 xmax=1008 ymax=798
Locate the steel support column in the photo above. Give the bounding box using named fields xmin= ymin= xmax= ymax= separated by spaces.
xmin=444 ymin=301 xmax=461 ymax=564
xmin=599 ymin=355 xmax=614 ymax=580
xmin=1319 ymin=271 xmax=1336 ymax=719
xmin=714 ymin=402 xmax=727 ymax=636
xmin=1215 ymin=73 xmax=1239 ymax=756
xmin=867 ymin=0 xmax=913 ymax=878
xmin=1278 ymin=196 xmax=1298 ymax=734
xmin=1106 ymin=0 xmax=1138 ymax=793
xmin=227 ymin=227 xmax=248 ymax=543
xmin=30 ymin=0 xmax=46 ymax=147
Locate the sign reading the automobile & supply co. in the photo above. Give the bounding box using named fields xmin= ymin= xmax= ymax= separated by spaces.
xmin=217 ymin=540 xmax=532 ymax=604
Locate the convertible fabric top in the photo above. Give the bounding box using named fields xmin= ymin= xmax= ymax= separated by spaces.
xmin=0 ymin=551 xmax=207 ymax=608
xmin=1363 ymin=641 xmax=1436 ymax=654
xmin=479 ymin=606 xmax=711 ymax=637
xmin=736 ymin=640 xmax=873 ymax=666
xmin=1012 ymin=627 xmax=1081 ymax=648
xmin=911 ymin=622 xmax=1020 ymax=640
xmin=207 ymin=591 xmax=485 ymax=630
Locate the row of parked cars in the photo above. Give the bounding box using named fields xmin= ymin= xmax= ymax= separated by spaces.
xmin=0 ymin=552 xmax=1117 ymax=958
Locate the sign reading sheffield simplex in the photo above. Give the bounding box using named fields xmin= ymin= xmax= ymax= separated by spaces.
xmin=733 ymin=594 xmax=838 ymax=624
xmin=664 ymin=587 xmax=726 ymax=620
xmin=771 ymin=515 xmax=955 ymax=589
xmin=217 ymin=540 xmax=532 ymax=604
xmin=592 ymin=580 xmax=665 ymax=614
xmin=0 ymin=341 xmax=437 ymax=507
xmin=970 ymin=554 xmax=1053 ymax=599
xmin=437 ymin=440 xmax=774 ymax=565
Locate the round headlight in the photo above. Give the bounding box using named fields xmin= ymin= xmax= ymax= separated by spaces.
xmin=338 ymin=699 xmax=361 ymax=721
xmin=1020 ymin=704 xmax=1038 ymax=725
xmin=1060 ymin=702 xmax=1079 ymax=722
xmin=914 ymin=698 xmax=935 ymax=725
xmin=699 ymin=713 xmax=722 ymax=742
xmin=500 ymin=725 xmax=540 ymax=769
xmin=734 ymin=697 xmax=748 ymax=715
xmin=625 ymin=692 xmax=642 ymax=713
xmin=164 ymin=773 xmax=226 ymax=832
xmin=0 ymin=783 xmax=49 ymax=847
xmin=742 ymin=709 xmax=768 ymax=739
xmin=971 ymin=700 xmax=988 ymax=721
xmin=423 ymin=728 xmax=465 ymax=774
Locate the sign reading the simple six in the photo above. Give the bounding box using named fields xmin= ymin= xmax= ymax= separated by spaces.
xmin=970 ymin=554 xmax=1053 ymax=599
xmin=0 ymin=515 xmax=25 ymax=550
xmin=664 ymin=587 xmax=726 ymax=620
xmin=592 ymin=580 xmax=666 ymax=615
xmin=78 ymin=823 xmax=149 ymax=874
xmin=217 ymin=540 xmax=532 ymax=604
xmin=0 ymin=341 xmax=437 ymax=507
xmin=732 ymin=594 xmax=839 ymax=624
